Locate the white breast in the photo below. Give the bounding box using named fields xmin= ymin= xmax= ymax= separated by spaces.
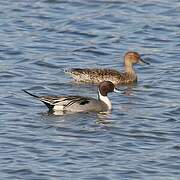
xmin=98 ymin=91 xmax=112 ymax=110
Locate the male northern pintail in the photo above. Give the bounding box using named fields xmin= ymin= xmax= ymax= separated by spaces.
xmin=65 ymin=51 xmax=149 ymax=85
xmin=23 ymin=81 xmax=119 ymax=114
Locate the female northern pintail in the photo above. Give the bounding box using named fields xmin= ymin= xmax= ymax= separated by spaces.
xmin=65 ymin=51 xmax=149 ymax=85
xmin=23 ymin=81 xmax=119 ymax=114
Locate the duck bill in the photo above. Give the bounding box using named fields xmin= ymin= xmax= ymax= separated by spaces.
xmin=114 ymin=88 xmax=121 ymax=93
xmin=139 ymin=58 xmax=150 ymax=65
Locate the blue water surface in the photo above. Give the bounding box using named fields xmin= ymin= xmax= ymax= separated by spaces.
xmin=0 ymin=0 xmax=180 ymax=179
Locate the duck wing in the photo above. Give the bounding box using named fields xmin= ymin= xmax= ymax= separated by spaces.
xmin=66 ymin=68 xmax=121 ymax=76
xmin=65 ymin=68 xmax=123 ymax=83
xmin=23 ymin=90 xmax=92 ymax=111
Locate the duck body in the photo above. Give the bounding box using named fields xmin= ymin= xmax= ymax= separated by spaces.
xmin=66 ymin=68 xmax=137 ymax=85
xmin=23 ymin=81 xmax=118 ymax=114
xmin=40 ymin=95 xmax=109 ymax=112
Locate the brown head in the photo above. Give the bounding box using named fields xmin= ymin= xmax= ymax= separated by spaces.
xmin=98 ymin=81 xmax=116 ymax=96
xmin=124 ymin=51 xmax=149 ymax=66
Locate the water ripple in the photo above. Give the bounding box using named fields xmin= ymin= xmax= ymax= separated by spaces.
xmin=0 ymin=0 xmax=180 ymax=179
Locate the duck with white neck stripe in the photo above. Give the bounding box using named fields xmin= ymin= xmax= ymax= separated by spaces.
xmin=23 ymin=81 xmax=120 ymax=114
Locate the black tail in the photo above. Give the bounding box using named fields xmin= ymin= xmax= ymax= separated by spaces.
xmin=22 ymin=89 xmax=40 ymax=98
xmin=23 ymin=89 xmax=55 ymax=111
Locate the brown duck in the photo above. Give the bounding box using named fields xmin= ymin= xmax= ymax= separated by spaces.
xmin=65 ymin=51 xmax=149 ymax=85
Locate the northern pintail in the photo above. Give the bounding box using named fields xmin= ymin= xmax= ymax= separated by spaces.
xmin=23 ymin=81 xmax=119 ymax=114
xmin=65 ymin=51 xmax=149 ymax=85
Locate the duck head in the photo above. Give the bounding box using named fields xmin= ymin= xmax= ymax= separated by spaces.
xmin=99 ymin=81 xmax=119 ymax=96
xmin=124 ymin=51 xmax=149 ymax=66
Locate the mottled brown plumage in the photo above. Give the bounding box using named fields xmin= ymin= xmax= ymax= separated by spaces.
xmin=65 ymin=51 xmax=149 ymax=85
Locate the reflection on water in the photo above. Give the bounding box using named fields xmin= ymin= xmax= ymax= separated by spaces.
xmin=0 ymin=0 xmax=180 ymax=179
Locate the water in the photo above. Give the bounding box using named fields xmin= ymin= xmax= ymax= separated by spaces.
xmin=0 ymin=0 xmax=180 ymax=179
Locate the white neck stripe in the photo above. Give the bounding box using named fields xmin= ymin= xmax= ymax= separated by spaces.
xmin=98 ymin=90 xmax=112 ymax=110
